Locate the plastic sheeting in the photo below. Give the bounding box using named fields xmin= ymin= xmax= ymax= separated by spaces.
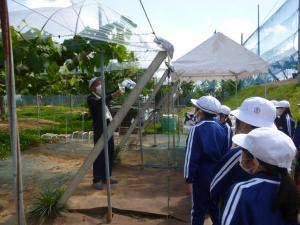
xmin=7 ymin=0 xmax=164 ymax=69
xmin=243 ymin=0 xmax=298 ymax=81
xmin=172 ymin=32 xmax=268 ymax=82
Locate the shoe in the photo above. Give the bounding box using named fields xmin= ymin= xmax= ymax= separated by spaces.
xmin=93 ymin=181 xmax=103 ymax=190
xmin=103 ymin=178 xmax=118 ymax=185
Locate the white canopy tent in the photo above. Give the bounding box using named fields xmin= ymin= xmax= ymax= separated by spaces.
xmin=173 ymin=32 xmax=268 ymax=84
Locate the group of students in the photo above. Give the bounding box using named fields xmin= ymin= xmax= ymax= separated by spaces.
xmin=184 ymin=96 xmax=300 ymax=225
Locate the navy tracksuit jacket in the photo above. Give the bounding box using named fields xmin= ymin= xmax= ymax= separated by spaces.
xmin=222 ymin=122 xmax=233 ymax=151
xmin=210 ymin=147 xmax=251 ymax=203
xmin=275 ymin=113 xmax=295 ymax=138
xmin=293 ymin=121 xmax=300 ymax=184
xmin=294 ymin=121 xmax=300 ymax=149
xmin=221 ymin=172 xmax=299 ymax=225
xmin=184 ymin=119 xmax=227 ymax=225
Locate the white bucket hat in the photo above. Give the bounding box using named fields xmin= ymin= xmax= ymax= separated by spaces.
xmin=231 ymin=97 xmax=276 ymax=128
xmin=232 ymin=127 xmax=296 ymax=169
xmin=88 ymin=77 xmax=100 ymax=89
xmin=270 ymin=100 xmax=279 ymax=107
xmin=191 ymin=96 xmax=221 ymax=115
xmin=277 ymin=100 xmax=290 ymax=108
xmin=220 ymin=105 xmax=231 ymax=115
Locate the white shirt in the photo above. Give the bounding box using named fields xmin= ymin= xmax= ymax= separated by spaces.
xmin=92 ymin=92 xmax=113 ymax=121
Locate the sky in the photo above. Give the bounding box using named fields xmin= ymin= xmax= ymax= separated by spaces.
xmin=9 ymin=0 xmax=286 ymax=60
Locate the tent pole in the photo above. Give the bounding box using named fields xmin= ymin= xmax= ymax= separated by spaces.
xmin=100 ymin=52 xmax=112 ymax=223
xmin=0 ymin=1 xmax=26 ymax=224
xmin=58 ymin=51 xmax=167 ymax=206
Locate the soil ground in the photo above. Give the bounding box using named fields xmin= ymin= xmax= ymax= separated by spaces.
xmin=0 ymin=134 xmax=213 ymax=225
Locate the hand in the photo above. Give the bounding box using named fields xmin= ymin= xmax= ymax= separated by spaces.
xmin=112 ymin=89 xmax=123 ymax=97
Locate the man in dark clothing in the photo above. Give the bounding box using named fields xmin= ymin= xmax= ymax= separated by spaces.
xmin=87 ymin=77 xmax=123 ymax=190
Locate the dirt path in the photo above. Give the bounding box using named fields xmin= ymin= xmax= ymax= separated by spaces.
xmin=0 ymin=135 xmax=213 ymax=225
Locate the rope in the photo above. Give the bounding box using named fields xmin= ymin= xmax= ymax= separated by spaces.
xmin=138 ymin=0 xmax=159 ymax=40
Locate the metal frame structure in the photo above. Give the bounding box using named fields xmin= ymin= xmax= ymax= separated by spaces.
xmin=57 ymin=50 xmax=167 ymax=206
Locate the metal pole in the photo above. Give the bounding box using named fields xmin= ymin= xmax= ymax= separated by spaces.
xmin=153 ymin=99 xmax=157 ymax=146
xmin=257 ymin=4 xmax=260 ymax=56
xmin=137 ymin=71 xmax=144 ymax=168
xmin=241 ymin=33 xmax=244 ymax=45
xmin=118 ymin=69 xmax=169 ymax=149
xmin=100 ymin=52 xmax=112 ymax=223
xmin=177 ymin=96 xmax=180 ymax=145
xmin=172 ymin=90 xmax=176 ymax=168
xmin=36 ymin=94 xmax=40 ymax=137
xmin=0 ymin=1 xmax=26 ymax=224
xmin=138 ymin=94 xmax=144 ymax=168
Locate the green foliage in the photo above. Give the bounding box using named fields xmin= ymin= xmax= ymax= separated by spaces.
xmin=0 ymin=143 xmax=10 ymax=160
xmin=223 ymin=82 xmax=300 ymax=121
xmin=180 ymin=81 xmax=195 ymax=97
xmin=0 ymin=27 xmax=137 ymax=97
xmin=192 ymin=80 xmax=238 ymax=101
xmin=0 ymin=105 xmax=92 ymax=160
xmin=30 ymin=187 xmax=67 ymax=218
xmin=0 ymin=130 xmax=41 ymax=160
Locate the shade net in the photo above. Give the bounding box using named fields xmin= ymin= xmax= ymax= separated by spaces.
xmin=7 ymin=0 xmax=164 ymax=70
xmin=243 ymin=0 xmax=298 ymax=84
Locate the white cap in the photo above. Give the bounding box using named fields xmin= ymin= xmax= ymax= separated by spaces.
xmin=88 ymin=77 xmax=100 ymax=89
xmin=277 ymin=100 xmax=290 ymax=108
xmin=231 ymin=97 xmax=276 ymax=128
xmin=191 ymin=96 xmax=221 ymax=115
xmin=232 ymin=127 xmax=296 ymax=169
xmin=270 ymin=100 xmax=279 ymax=107
xmin=220 ymin=105 xmax=231 ymax=115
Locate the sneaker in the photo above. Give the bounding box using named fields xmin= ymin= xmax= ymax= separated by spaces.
xmin=93 ymin=181 xmax=103 ymax=190
xmin=103 ymin=178 xmax=118 ymax=185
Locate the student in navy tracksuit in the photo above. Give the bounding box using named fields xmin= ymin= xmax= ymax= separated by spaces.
xmin=293 ymin=104 xmax=300 ymax=185
xmin=210 ymin=97 xmax=277 ymax=204
xmin=218 ymin=105 xmax=233 ymax=151
xmin=275 ymin=100 xmax=295 ymax=138
xmin=221 ymin=127 xmax=299 ymax=225
xmin=185 ymin=96 xmax=227 ymax=225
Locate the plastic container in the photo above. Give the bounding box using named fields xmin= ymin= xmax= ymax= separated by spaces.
xmin=161 ymin=114 xmax=177 ymax=131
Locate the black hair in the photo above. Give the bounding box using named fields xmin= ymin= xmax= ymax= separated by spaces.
xmin=243 ymin=150 xmax=300 ymax=223
xmin=282 ymin=108 xmax=294 ymax=119
xmin=235 ymin=118 xmax=258 ymax=131
xmin=220 ymin=113 xmax=232 ymax=127
xmin=196 ymin=108 xmax=215 ymax=120
xmin=202 ymin=110 xmax=216 ymax=119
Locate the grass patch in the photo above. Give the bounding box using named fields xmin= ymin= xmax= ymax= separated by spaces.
xmin=223 ymin=83 xmax=300 ymax=121
xmin=30 ymin=187 xmax=67 ymax=219
xmin=0 ymin=105 xmax=92 ymax=160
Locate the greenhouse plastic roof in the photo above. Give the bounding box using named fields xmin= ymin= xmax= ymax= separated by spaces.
xmin=8 ymin=0 xmax=165 ymax=69
xmin=173 ymin=32 xmax=268 ymax=81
